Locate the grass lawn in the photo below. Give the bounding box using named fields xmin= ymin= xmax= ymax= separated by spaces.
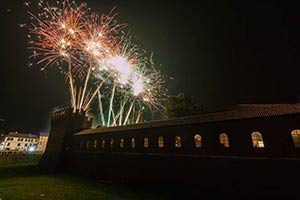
xmin=0 ymin=161 xmax=171 ymax=200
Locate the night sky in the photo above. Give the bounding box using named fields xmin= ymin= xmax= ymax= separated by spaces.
xmin=0 ymin=0 xmax=300 ymax=133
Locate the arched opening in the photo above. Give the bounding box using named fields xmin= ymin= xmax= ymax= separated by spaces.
xmin=194 ymin=134 xmax=202 ymax=148
xmin=120 ymin=138 xmax=125 ymax=148
xmin=131 ymin=138 xmax=136 ymax=148
xmin=158 ymin=136 xmax=164 ymax=148
xmin=291 ymin=130 xmax=300 ymax=147
xmin=101 ymin=139 xmax=105 ymax=148
xmin=110 ymin=139 xmax=114 ymax=148
xmin=251 ymin=131 xmax=264 ymax=148
xmin=86 ymin=140 xmax=90 ymax=148
xmin=144 ymin=137 xmax=149 ymax=148
xmin=220 ymin=133 xmax=229 ymax=148
xmin=93 ymin=140 xmax=98 ymax=148
xmin=175 ymin=136 xmax=182 ymax=148
xmin=80 ymin=141 xmax=83 ymax=148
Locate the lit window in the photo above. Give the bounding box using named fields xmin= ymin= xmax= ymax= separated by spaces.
xmin=80 ymin=141 xmax=83 ymax=148
xmin=158 ymin=136 xmax=164 ymax=148
xmin=194 ymin=134 xmax=202 ymax=148
xmin=110 ymin=139 xmax=114 ymax=148
xmin=251 ymin=131 xmax=264 ymax=148
xmin=101 ymin=139 xmax=105 ymax=148
xmin=144 ymin=137 xmax=149 ymax=148
xmin=93 ymin=140 xmax=97 ymax=148
xmin=220 ymin=133 xmax=230 ymax=148
xmin=86 ymin=140 xmax=90 ymax=148
xmin=175 ymin=136 xmax=182 ymax=148
xmin=120 ymin=138 xmax=125 ymax=148
xmin=291 ymin=130 xmax=300 ymax=147
xmin=131 ymin=138 xmax=136 ymax=148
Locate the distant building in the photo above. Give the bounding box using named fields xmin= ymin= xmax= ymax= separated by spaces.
xmin=37 ymin=133 xmax=49 ymax=153
xmin=0 ymin=133 xmax=5 ymax=151
xmin=2 ymin=132 xmax=39 ymax=152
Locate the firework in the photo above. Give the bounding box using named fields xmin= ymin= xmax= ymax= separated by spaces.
xmin=27 ymin=0 xmax=88 ymax=110
xmin=78 ymin=11 xmax=127 ymax=111
xmin=25 ymin=0 xmax=167 ymax=127
xmin=122 ymin=65 xmax=166 ymax=125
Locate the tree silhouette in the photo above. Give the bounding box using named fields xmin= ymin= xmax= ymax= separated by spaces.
xmin=163 ymin=93 xmax=206 ymax=119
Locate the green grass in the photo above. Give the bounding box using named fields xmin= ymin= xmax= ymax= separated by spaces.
xmin=0 ymin=160 xmax=171 ymax=200
xmin=0 ymin=154 xmax=41 ymax=168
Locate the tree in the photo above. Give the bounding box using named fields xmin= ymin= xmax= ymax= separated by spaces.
xmin=163 ymin=93 xmax=206 ymax=119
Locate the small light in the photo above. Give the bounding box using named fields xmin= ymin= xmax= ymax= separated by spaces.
xmin=29 ymin=146 xmax=35 ymax=152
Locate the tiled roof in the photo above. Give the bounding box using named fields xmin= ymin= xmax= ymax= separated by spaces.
xmin=74 ymin=104 xmax=300 ymax=136
xmin=6 ymin=133 xmax=39 ymax=139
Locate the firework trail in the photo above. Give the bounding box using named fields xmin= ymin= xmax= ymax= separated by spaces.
xmin=97 ymin=91 xmax=105 ymax=125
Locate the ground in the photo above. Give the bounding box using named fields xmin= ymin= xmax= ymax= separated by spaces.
xmin=2 ymin=155 xmax=295 ymax=200
xmin=0 ymin=156 xmax=172 ymax=200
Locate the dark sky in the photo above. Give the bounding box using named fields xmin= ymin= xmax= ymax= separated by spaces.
xmin=1 ymin=0 xmax=300 ymax=133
